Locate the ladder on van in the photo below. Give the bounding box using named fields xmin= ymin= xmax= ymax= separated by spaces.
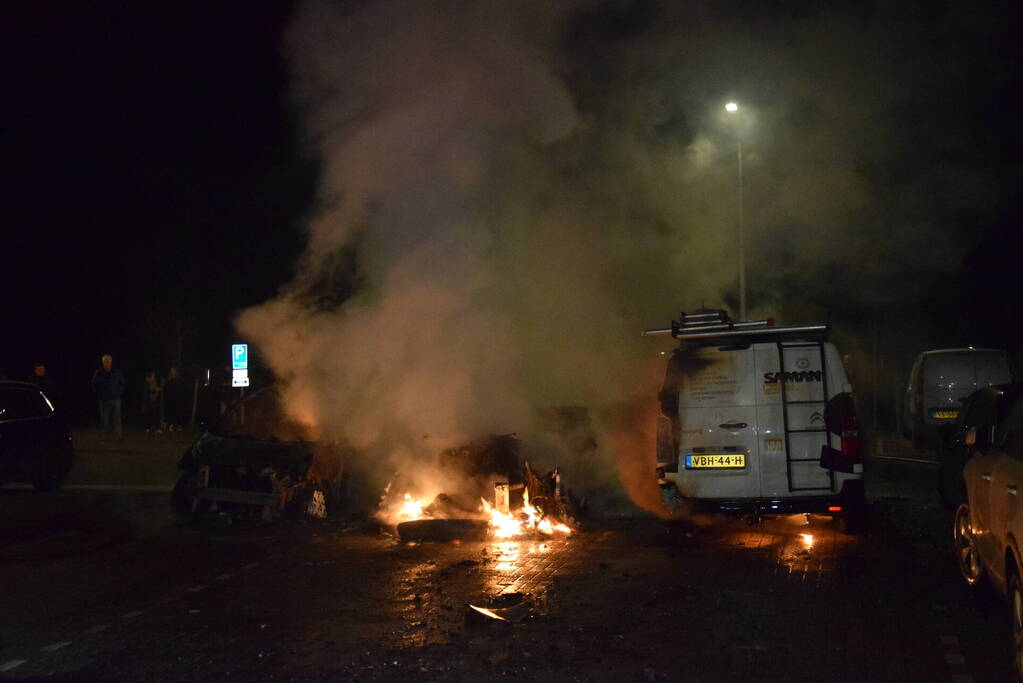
xmin=777 ymin=340 xmax=836 ymax=492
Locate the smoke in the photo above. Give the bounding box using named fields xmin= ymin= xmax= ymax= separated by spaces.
xmin=237 ymin=0 xmax=1010 ymax=512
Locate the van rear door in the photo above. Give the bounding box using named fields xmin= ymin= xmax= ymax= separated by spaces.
xmin=673 ymin=346 xmax=761 ymax=499
xmin=923 ymin=353 xmax=974 ymax=424
xmin=756 ymin=343 xmax=834 ymax=496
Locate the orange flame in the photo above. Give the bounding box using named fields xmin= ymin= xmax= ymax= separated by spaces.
xmin=480 ymin=488 xmax=571 ymax=538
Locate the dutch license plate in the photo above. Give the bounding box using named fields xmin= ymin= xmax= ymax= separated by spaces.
xmin=685 ymin=454 xmax=746 ymax=469
xmin=933 ymin=410 xmax=958 ymax=419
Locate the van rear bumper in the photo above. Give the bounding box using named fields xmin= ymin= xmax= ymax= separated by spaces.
xmin=699 ymin=497 xmax=841 ymax=516
xmin=676 ymin=480 xmax=865 ymax=516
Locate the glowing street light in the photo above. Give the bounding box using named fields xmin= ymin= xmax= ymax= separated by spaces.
xmin=725 ymin=101 xmax=745 ymax=320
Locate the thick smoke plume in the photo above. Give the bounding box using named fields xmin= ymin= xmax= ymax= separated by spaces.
xmin=238 ymin=0 xmax=1004 ymax=513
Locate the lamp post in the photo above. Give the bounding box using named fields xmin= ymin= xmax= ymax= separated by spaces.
xmin=725 ymin=101 xmax=745 ymax=321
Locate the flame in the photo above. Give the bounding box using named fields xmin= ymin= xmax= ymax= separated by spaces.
xmin=800 ymin=533 xmax=814 ymax=549
xmin=383 ymin=486 xmax=572 ymax=538
xmin=378 ymin=492 xmax=433 ymax=525
xmin=480 ymin=488 xmax=571 ymax=538
xmin=399 ymin=493 xmax=428 ymax=521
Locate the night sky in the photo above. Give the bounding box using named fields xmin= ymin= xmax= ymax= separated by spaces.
xmin=6 ymin=2 xmax=312 ymax=407
xmin=5 ymin=0 xmax=1023 ymax=423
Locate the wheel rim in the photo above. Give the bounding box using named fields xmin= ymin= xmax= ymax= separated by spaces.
xmin=954 ymin=506 xmax=982 ymax=584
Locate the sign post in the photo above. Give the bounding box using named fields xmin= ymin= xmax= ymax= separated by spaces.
xmin=231 ymin=343 xmax=250 ymax=387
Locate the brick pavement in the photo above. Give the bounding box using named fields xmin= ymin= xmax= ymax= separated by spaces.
xmin=366 ymin=513 xmax=963 ymax=682
xmin=0 ymin=497 xmax=1010 ymax=681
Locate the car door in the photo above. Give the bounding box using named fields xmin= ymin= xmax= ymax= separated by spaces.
xmin=973 ymin=398 xmax=1023 ymax=564
xmin=989 ymin=413 xmax=1023 ymax=576
xmin=0 ymin=387 xmax=42 ymax=475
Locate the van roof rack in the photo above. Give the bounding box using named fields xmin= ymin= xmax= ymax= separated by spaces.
xmin=642 ymin=308 xmax=829 ymax=342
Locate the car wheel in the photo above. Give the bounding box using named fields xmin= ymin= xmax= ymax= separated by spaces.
xmin=1011 ymin=571 xmax=1023 ymax=682
xmin=953 ymin=504 xmax=985 ymax=586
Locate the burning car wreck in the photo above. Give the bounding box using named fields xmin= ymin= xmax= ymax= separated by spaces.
xmin=172 ymin=390 xmax=582 ymax=534
xmin=172 ymin=388 xmax=344 ymax=522
xmin=378 ymin=434 xmax=583 ymax=542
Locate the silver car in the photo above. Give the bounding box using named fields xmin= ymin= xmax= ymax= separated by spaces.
xmin=955 ymin=392 xmax=1023 ymax=680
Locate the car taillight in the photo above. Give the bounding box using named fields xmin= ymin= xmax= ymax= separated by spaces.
xmin=841 ymin=409 xmax=861 ymax=461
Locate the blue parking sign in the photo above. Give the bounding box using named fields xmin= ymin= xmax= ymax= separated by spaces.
xmin=232 ymin=344 xmax=248 ymax=370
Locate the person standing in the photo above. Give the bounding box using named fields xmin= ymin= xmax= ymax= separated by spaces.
xmin=92 ymin=354 xmax=125 ymax=441
xmin=163 ymin=366 xmax=189 ymax=432
xmin=140 ymin=370 xmax=162 ymax=433
xmin=27 ymin=362 xmax=60 ymax=406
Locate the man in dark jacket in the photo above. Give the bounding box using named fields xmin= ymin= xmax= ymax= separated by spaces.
xmin=92 ymin=354 xmax=126 ymax=440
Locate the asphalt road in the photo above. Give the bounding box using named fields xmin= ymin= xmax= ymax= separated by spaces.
xmin=0 ymin=432 xmax=1015 ymax=682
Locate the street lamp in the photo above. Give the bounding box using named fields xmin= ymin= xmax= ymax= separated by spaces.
xmin=725 ymin=101 xmax=745 ymax=320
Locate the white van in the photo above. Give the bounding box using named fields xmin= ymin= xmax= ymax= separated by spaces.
xmin=903 ymin=348 xmax=1014 ymax=448
xmin=645 ymin=310 xmax=865 ymax=532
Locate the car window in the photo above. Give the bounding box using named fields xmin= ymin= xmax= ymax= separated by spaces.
xmin=0 ymin=387 xmax=51 ymax=421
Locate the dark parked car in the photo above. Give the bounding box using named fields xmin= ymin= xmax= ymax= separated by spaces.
xmin=0 ymin=381 xmax=73 ymax=490
xmin=937 ymin=383 xmax=1023 ymax=507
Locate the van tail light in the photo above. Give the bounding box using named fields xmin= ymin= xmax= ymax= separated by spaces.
xmin=841 ymin=409 xmax=862 ymax=461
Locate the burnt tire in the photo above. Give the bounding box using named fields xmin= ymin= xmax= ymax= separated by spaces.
xmin=396 ymin=518 xmax=488 ymax=542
